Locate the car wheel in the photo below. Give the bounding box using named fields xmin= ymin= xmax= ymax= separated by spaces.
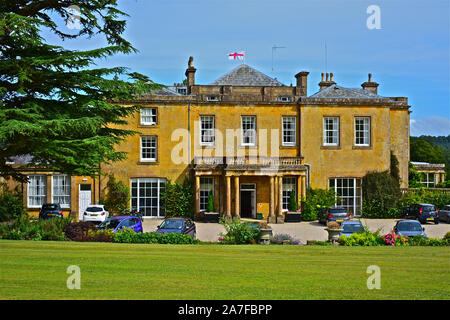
xmin=434 ymin=220 xmax=439 ymax=225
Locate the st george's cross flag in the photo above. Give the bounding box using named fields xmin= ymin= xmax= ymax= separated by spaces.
xmin=228 ymin=51 xmax=245 ymax=60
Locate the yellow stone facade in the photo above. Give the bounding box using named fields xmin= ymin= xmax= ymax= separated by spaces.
xmin=9 ymin=59 xmax=411 ymax=220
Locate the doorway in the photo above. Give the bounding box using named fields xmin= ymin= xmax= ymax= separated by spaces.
xmin=78 ymin=184 xmax=92 ymax=220
xmin=240 ymin=184 xmax=256 ymax=218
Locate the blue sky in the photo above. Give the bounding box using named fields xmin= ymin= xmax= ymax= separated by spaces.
xmin=43 ymin=0 xmax=449 ymax=136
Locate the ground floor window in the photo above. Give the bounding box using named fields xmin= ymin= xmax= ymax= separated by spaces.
xmin=28 ymin=175 xmax=47 ymax=207
xmin=329 ymin=178 xmax=362 ymax=216
xmin=52 ymin=175 xmax=71 ymax=208
xmin=130 ymin=178 xmax=166 ymax=217
xmin=282 ymin=177 xmax=297 ymax=210
xmin=200 ymin=177 xmax=214 ymax=211
xmin=420 ymin=173 xmax=435 ymax=188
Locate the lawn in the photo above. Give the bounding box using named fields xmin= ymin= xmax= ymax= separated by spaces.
xmin=0 ymin=240 xmax=449 ymax=300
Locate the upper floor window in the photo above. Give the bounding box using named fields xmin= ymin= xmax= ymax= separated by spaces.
xmin=323 ymin=117 xmax=339 ymax=146
xmin=200 ymin=116 xmax=215 ymax=146
xmin=141 ymin=108 xmax=157 ymax=125
xmin=141 ymin=136 xmax=157 ymax=161
xmin=28 ymin=175 xmax=47 ymax=207
xmin=354 ymin=117 xmax=370 ymax=146
xmin=52 ymin=175 xmax=71 ymax=208
xmin=206 ymin=96 xmax=219 ymax=102
xmin=282 ymin=116 xmax=296 ymax=146
xmin=241 ymin=116 xmax=256 ymax=146
xmin=278 ymin=96 xmax=292 ymax=102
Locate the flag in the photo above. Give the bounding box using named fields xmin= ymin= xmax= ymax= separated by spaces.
xmin=228 ymin=51 xmax=245 ymax=60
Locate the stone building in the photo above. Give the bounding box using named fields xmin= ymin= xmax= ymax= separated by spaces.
xmin=9 ymin=57 xmax=411 ymax=221
xmin=411 ymin=162 xmax=446 ymax=187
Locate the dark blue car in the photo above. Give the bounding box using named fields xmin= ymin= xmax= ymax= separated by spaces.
xmin=156 ymin=218 xmax=196 ymax=239
xmin=340 ymin=221 xmax=364 ymax=237
xmin=97 ymin=216 xmax=143 ymax=233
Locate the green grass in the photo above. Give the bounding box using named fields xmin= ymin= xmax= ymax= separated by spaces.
xmin=0 ymin=240 xmax=449 ymax=300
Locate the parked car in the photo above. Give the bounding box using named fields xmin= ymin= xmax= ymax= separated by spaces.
xmin=438 ymin=205 xmax=450 ymax=224
xmin=393 ymin=220 xmax=427 ymax=237
xmin=156 ymin=217 xmax=196 ymax=239
xmin=340 ymin=220 xmax=364 ymax=237
xmin=82 ymin=204 xmax=109 ymax=223
xmin=120 ymin=208 xmax=143 ymax=222
xmin=403 ymin=203 xmax=439 ymax=224
xmin=39 ymin=203 xmax=63 ymax=219
xmin=97 ymin=216 xmax=143 ymax=233
xmin=318 ymin=207 xmax=350 ymax=225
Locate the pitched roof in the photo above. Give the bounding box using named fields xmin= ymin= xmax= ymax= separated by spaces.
xmin=309 ymin=84 xmax=388 ymax=99
xmin=210 ymin=64 xmax=284 ymax=86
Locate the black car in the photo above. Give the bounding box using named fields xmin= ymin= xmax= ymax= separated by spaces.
xmin=39 ymin=203 xmax=63 ymax=219
xmin=155 ymin=217 xmax=196 ymax=239
xmin=318 ymin=207 xmax=350 ymax=225
xmin=403 ymin=203 xmax=439 ymax=224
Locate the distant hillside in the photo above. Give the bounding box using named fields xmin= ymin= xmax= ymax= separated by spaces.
xmin=410 ymin=135 xmax=450 ymax=175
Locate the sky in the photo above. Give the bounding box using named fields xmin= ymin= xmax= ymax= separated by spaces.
xmin=43 ymin=0 xmax=450 ymax=136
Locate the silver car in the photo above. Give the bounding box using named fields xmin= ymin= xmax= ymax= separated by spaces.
xmin=439 ymin=205 xmax=450 ymax=224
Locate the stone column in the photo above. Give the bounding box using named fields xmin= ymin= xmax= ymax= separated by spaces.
xmin=277 ymin=176 xmax=284 ymax=223
xmin=268 ymin=176 xmax=276 ymax=223
xmin=301 ymin=175 xmax=307 ymax=199
xmin=195 ymin=175 xmax=200 ymax=215
xmin=234 ymin=176 xmax=240 ymax=219
xmin=226 ymin=176 xmax=231 ymax=219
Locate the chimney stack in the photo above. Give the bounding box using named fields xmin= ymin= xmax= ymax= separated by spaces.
xmin=319 ymin=72 xmax=336 ymax=91
xmin=295 ymin=71 xmax=309 ymax=96
xmin=361 ymin=73 xmax=379 ymax=94
xmin=185 ymin=56 xmax=196 ymax=94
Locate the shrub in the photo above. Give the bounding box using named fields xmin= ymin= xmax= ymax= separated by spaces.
xmin=338 ymin=231 xmax=384 ymax=246
xmin=100 ymin=175 xmax=130 ymax=215
xmin=326 ymin=221 xmax=341 ymax=229
xmin=112 ymin=229 xmax=197 ymax=244
xmin=382 ymin=233 xmax=408 ymax=246
xmin=408 ymin=235 xmax=449 ymax=247
xmin=219 ymin=218 xmax=260 ymax=244
xmin=362 ymin=170 xmax=401 ymax=218
xmin=288 ymin=189 xmax=298 ymax=212
xmin=301 ymin=188 xmax=336 ymax=221
xmin=399 ymin=189 xmax=450 ymax=210
xmin=161 ymin=179 xmax=194 ymax=219
xmin=270 ymin=233 xmax=301 ymax=245
xmin=0 ymin=183 xmax=25 ymax=222
xmin=64 ymin=221 xmax=97 ymax=241
xmin=307 ymin=240 xmax=331 ymax=246
xmin=0 ymin=216 xmax=71 ymax=241
xmin=444 ymin=231 xmax=450 ymax=242
xmin=206 ymin=190 xmax=215 ymax=212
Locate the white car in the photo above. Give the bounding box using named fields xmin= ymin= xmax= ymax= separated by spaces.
xmin=82 ymin=205 xmax=109 ymax=223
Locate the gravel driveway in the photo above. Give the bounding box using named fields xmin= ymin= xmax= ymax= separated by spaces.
xmin=143 ymin=218 xmax=450 ymax=244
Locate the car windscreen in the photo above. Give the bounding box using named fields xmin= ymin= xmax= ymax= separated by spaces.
xmin=329 ymin=209 xmax=346 ymax=214
xmin=43 ymin=204 xmax=58 ymax=210
xmin=160 ymin=220 xmax=183 ymax=229
xmin=98 ymin=219 xmax=120 ymax=229
xmin=398 ymin=222 xmax=422 ymax=231
xmin=86 ymin=207 xmax=103 ymax=212
xmin=342 ymin=224 xmax=363 ymax=233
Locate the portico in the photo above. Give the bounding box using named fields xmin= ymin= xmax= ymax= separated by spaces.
xmin=194 ymin=156 xmax=307 ymax=223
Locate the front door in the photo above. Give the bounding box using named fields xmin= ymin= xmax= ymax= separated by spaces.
xmin=79 ymin=184 xmax=92 ymax=220
xmin=240 ymin=184 xmax=256 ymax=218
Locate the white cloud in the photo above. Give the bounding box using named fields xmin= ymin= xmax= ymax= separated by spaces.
xmin=410 ymin=116 xmax=450 ymax=136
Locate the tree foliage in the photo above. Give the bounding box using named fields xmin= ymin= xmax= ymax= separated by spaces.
xmin=206 ymin=190 xmax=215 ymax=212
xmin=301 ymin=188 xmax=336 ymax=221
xmin=288 ymin=189 xmax=298 ymax=212
xmin=0 ymin=1 xmax=161 ymax=182
xmin=161 ymin=179 xmax=194 ymax=218
xmin=100 ymin=174 xmax=130 ymax=215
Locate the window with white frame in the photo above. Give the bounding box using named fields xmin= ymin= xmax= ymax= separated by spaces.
xmin=282 ymin=177 xmax=297 ymax=211
xmin=420 ymin=173 xmax=435 ymax=188
xmin=200 ymin=116 xmax=215 ymax=146
xmin=278 ymin=96 xmax=292 ymax=102
xmin=282 ymin=116 xmax=296 ymax=146
xmin=241 ymin=116 xmax=256 ymax=146
xmin=355 ymin=117 xmax=370 ymax=146
xmin=200 ymin=177 xmax=214 ymax=211
xmin=28 ymin=175 xmax=47 ymax=207
xmin=130 ymin=178 xmax=166 ymax=217
xmin=329 ymin=178 xmax=362 ymax=216
xmin=323 ymin=117 xmax=339 ymax=146
xmin=141 ymin=136 xmax=157 ymax=161
xmin=52 ymin=175 xmax=70 ymax=207
xmin=140 ymin=108 xmax=157 ymax=125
